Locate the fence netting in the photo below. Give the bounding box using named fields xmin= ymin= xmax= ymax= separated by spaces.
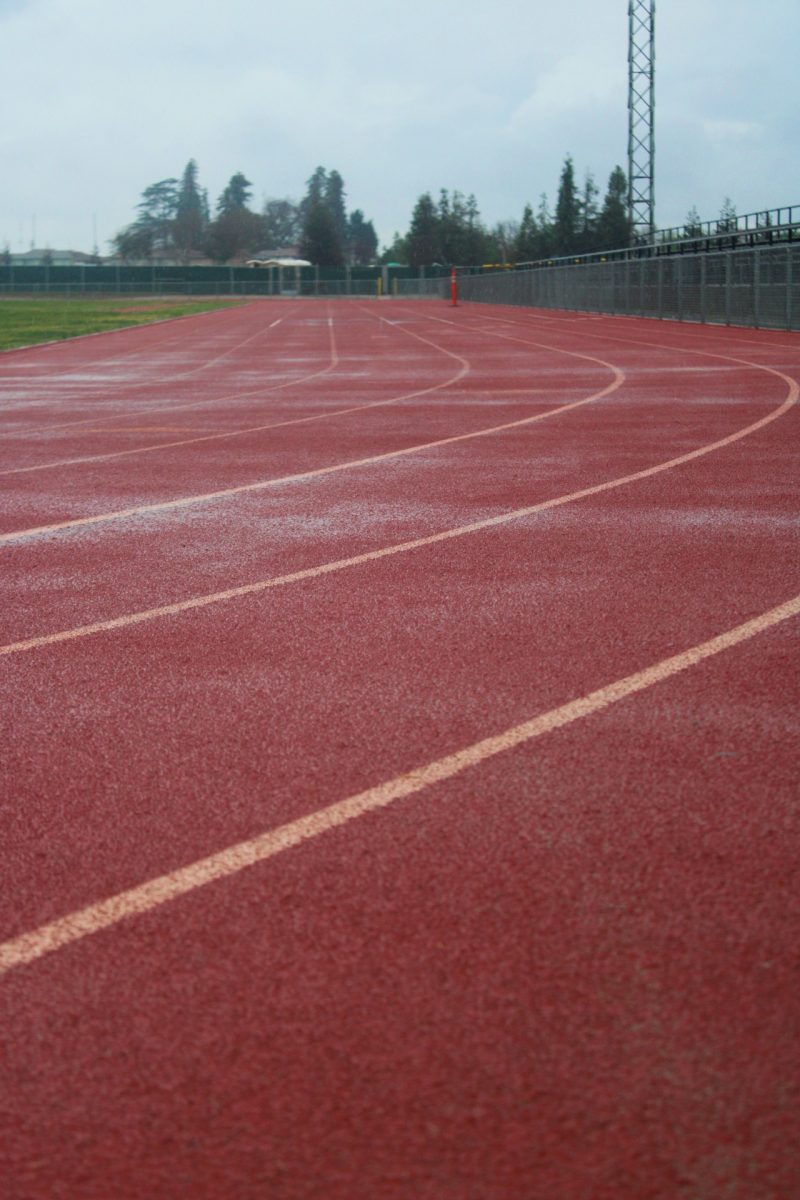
xmin=455 ymin=245 xmax=799 ymax=331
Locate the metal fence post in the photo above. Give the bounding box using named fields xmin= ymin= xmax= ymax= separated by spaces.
xmin=700 ymin=255 xmax=706 ymax=323
xmin=625 ymin=260 xmax=631 ymax=315
xmin=657 ymin=257 xmax=663 ymax=318
xmin=725 ymin=254 xmax=731 ymax=325
xmin=753 ymin=248 xmax=760 ymax=328
xmin=787 ymin=247 xmax=793 ymax=331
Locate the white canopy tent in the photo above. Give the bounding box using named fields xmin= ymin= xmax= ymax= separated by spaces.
xmin=245 ymin=256 xmax=311 ymax=295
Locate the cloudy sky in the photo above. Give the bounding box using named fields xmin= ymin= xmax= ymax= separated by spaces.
xmin=1 ymin=0 xmax=797 ymax=253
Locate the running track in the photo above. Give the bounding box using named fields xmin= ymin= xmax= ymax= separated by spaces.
xmin=1 ymin=299 xmax=798 ymax=1199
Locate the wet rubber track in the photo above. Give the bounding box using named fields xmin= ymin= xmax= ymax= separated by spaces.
xmin=1 ymin=299 xmax=798 ymax=1199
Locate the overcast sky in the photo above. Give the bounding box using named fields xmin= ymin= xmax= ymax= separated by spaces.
xmin=1 ymin=0 xmax=797 ymax=253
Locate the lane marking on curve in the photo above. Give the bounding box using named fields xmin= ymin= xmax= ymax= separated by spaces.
xmin=0 ymin=366 xmax=794 ymax=657
xmin=0 ymin=313 xmax=341 ymax=476
xmin=467 ymin=305 xmax=800 ymax=353
xmin=0 ymin=303 xmax=289 ymax=434
xmin=0 ymin=326 xmax=623 ymax=540
xmin=1 ymin=590 xmax=798 ymax=977
xmin=468 ymin=307 xmax=800 ymax=369
xmin=0 ymin=307 xmax=472 ymax=478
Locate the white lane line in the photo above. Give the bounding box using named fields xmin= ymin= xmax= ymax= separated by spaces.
xmin=1 ymin=305 xmax=290 ymax=435
xmin=0 ymin=315 xmax=341 ymax=478
xmin=0 ymin=303 xmax=466 ymax=478
xmin=0 ymin=369 xmax=794 ymax=658
xmin=0 ymin=363 xmax=621 ymax=543
xmin=2 ymin=590 xmax=797 ymax=978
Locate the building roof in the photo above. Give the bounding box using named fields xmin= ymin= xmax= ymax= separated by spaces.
xmin=246 ymin=256 xmax=311 ymax=268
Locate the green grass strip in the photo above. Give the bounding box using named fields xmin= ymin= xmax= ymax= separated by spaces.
xmin=0 ymin=297 xmax=246 ymax=351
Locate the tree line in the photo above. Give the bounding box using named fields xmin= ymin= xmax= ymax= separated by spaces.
xmin=384 ymin=158 xmax=632 ymax=269
xmin=110 ymin=155 xmax=743 ymax=269
xmin=112 ymin=161 xmax=379 ymax=266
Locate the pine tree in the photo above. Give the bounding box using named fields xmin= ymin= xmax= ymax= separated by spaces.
xmin=554 ymin=156 xmax=580 ymax=256
xmin=578 ymin=172 xmax=599 ymax=252
xmin=536 ymin=193 xmax=554 ymax=257
xmin=492 ymin=219 xmax=521 ymax=264
xmin=216 ymin=172 xmax=253 ymax=215
xmin=300 ymin=167 xmax=328 ymax=223
xmin=174 ymin=160 xmax=207 ymax=262
xmin=300 ymin=200 xmax=344 ymax=266
xmin=717 ymin=197 xmax=737 ymax=233
xmin=597 ymin=166 xmax=631 ymax=250
xmin=407 ymin=193 xmax=441 ymax=268
xmin=113 ymin=177 xmax=178 ymax=259
xmin=684 ymin=206 xmax=703 ymax=240
xmin=378 ymin=231 xmax=408 ymax=265
xmin=515 ymin=204 xmax=539 ymax=261
xmin=324 ymin=170 xmax=348 ymax=250
xmin=347 ymin=210 xmax=378 ymax=265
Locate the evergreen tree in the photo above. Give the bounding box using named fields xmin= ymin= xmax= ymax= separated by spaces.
xmin=300 ymin=200 xmax=344 ymax=266
xmin=462 ymin=193 xmax=489 ymax=264
xmin=324 ymin=170 xmax=348 ymax=250
xmin=407 ymin=193 xmax=441 ymax=268
xmin=492 ymin=219 xmax=521 ymax=264
xmin=578 ymin=172 xmax=599 ymax=252
xmin=536 ymin=193 xmax=554 ymax=257
xmin=347 ymin=209 xmax=378 ymax=265
xmin=300 ymin=166 xmax=328 ymax=223
xmin=437 ymin=189 xmax=486 ymax=265
xmin=174 ymin=160 xmax=207 ymax=261
xmin=684 ymin=205 xmax=703 ymax=240
xmin=717 ymin=197 xmax=737 ymax=233
xmin=113 ymin=177 xmax=178 ymax=259
xmin=554 ymin=155 xmax=580 ymax=256
xmin=597 ymin=166 xmax=631 ymax=249
xmin=216 ymin=172 xmax=253 ymax=215
xmin=515 ymin=203 xmax=539 ymax=261
xmin=378 ymin=231 xmax=408 ymax=265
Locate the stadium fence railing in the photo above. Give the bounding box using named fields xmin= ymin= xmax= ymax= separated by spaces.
xmin=454 ymin=245 xmax=799 ymax=331
xmin=1 ymin=247 xmax=797 ymax=329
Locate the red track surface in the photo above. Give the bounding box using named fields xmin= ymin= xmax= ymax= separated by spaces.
xmin=1 ymin=299 xmax=798 ymax=1199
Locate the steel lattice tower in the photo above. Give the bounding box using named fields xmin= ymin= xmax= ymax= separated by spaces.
xmin=628 ymin=0 xmax=655 ymax=240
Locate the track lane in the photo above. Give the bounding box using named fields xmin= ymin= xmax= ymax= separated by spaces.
xmin=1 ymin=301 xmax=798 ymax=1200
xmin=0 ymin=304 xmax=336 ymax=457
xmin=3 ymin=588 xmax=798 ymax=976
xmin=1 ymin=597 xmax=797 ymax=1198
xmin=0 ymin=301 xmax=265 ymax=422
xmin=1 ymin=386 xmax=797 ymax=937
xmin=0 ymin=322 xmax=792 ymax=645
xmin=0 ymin=308 xmax=623 ymax=533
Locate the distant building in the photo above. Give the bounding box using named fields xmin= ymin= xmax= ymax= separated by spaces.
xmin=8 ymin=248 xmax=103 ymax=266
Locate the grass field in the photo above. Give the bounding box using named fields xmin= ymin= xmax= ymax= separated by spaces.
xmin=0 ymin=296 xmax=246 ymax=351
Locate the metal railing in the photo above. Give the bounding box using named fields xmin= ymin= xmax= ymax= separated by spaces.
xmin=455 ymin=244 xmax=799 ymax=331
xmin=498 ymin=204 xmax=800 ymax=273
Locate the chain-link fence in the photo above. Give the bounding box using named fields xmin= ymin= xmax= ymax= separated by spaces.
xmin=0 ymin=263 xmax=434 ymax=298
xmin=455 ymin=245 xmax=799 ymax=331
